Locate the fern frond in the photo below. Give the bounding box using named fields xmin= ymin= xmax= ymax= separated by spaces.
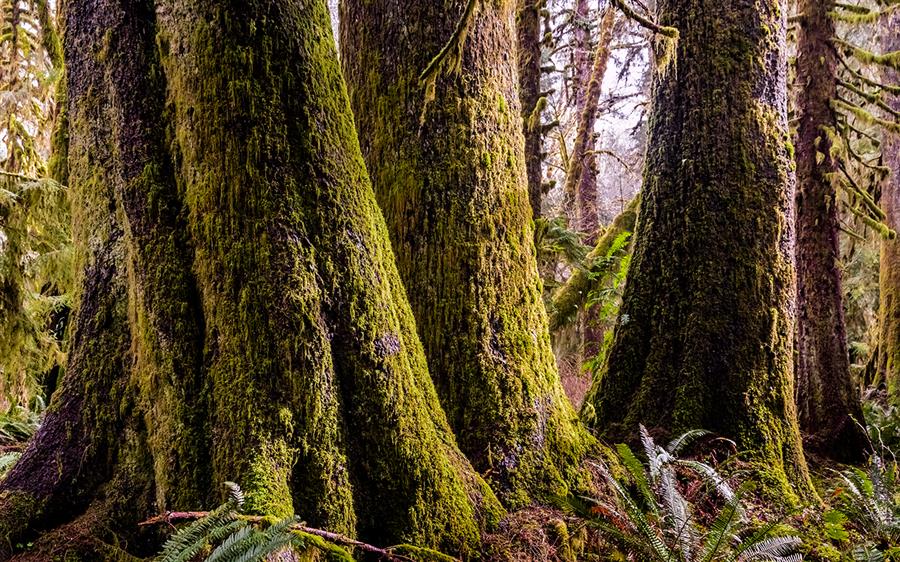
xmin=156 ymin=504 xmax=238 ymax=562
xmin=615 ymin=443 xmax=658 ymax=516
xmin=734 ymin=536 xmax=802 ymax=562
xmin=667 ymin=429 xmax=711 ymax=455
xmin=0 ymin=451 xmax=21 ymax=477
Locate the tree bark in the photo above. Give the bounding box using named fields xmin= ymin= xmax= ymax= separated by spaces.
xmin=340 ymin=0 xmax=593 ymax=507
xmin=793 ymin=0 xmax=869 ymax=462
xmin=0 ymin=0 xmax=501 ymax=558
xmin=518 ymin=0 xmax=544 ymax=219
xmin=878 ymin=9 xmax=900 ymax=402
xmin=582 ymin=0 xmax=815 ymax=501
xmin=565 ymin=6 xmax=615 ymax=243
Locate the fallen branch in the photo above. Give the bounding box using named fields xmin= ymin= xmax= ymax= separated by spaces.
xmin=140 ymin=511 xmax=443 ymax=562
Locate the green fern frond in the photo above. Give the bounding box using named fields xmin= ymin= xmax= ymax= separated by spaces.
xmin=0 ymin=451 xmax=21 ymax=477
xmin=157 ymin=504 xmax=239 ymax=562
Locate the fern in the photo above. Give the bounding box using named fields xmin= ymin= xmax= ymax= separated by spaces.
xmin=832 ymin=455 xmax=900 ymax=559
xmin=0 ymin=451 xmax=20 ymax=477
xmin=155 ymin=482 xmax=447 ymax=562
xmin=562 ymin=426 xmax=802 ymax=561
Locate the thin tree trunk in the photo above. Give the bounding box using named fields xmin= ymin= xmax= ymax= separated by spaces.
xmin=583 ymin=0 xmax=815 ymax=501
xmin=0 ymin=1 xmax=500 ymax=558
xmin=518 ymin=0 xmax=544 ymax=219
xmin=879 ymin=9 xmax=900 ymax=402
xmin=793 ymin=0 xmax=868 ymax=462
xmin=566 ymin=6 xmax=614 ymax=243
xmin=550 ymin=195 xmax=638 ymax=331
xmin=341 ymin=0 xmax=593 ymax=506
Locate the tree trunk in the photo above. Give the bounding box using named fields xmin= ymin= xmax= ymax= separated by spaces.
xmin=565 ymin=6 xmax=614 ymax=243
xmin=562 ymin=0 xmax=592 ymax=214
xmin=550 ymin=195 xmax=638 ymax=331
xmin=879 ymin=10 xmax=900 ymax=402
xmin=340 ymin=0 xmax=593 ymax=506
xmin=793 ymin=0 xmax=869 ymax=462
xmin=518 ymin=0 xmax=544 ymax=219
xmin=0 ymin=0 xmax=501 ymax=558
xmin=582 ymin=0 xmax=815 ymax=501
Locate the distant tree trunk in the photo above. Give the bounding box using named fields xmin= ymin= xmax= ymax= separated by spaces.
xmin=571 ymin=0 xmax=592 ymax=112
xmin=563 ymin=0 xmax=592 ymax=214
xmin=341 ymin=0 xmax=593 ymax=506
xmin=550 ymin=195 xmax=638 ymax=331
xmin=0 ymin=0 xmax=500 ymax=558
xmin=566 ymin=6 xmax=614 ymax=242
xmin=518 ymin=0 xmax=544 ymax=218
xmin=583 ymin=0 xmax=815 ymax=501
xmin=879 ymin=10 xmax=900 ymax=402
xmin=793 ymin=0 xmax=869 ymax=462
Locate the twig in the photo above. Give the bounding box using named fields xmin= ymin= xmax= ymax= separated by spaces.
xmin=608 ymin=0 xmax=677 ymax=38
xmin=418 ymin=0 xmax=479 ymax=83
xmin=139 ymin=511 xmax=435 ymax=562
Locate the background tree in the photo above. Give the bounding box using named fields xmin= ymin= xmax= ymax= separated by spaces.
xmin=0 ymin=0 xmax=501 ymax=557
xmin=517 ymin=0 xmax=545 ymax=218
xmin=583 ymin=0 xmax=815 ymax=501
xmin=877 ymin=7 xmax=900 ymax=400
xmin=0 ymin=0 xmax=70 ymax=420
xmin=340 ymin=0 xmax=593 ymax=506
xmin=793 ymin=0 xmax=870 ymax=461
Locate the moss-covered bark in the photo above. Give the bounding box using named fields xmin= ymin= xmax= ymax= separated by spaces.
xmin=340 ymin=0 xmax=594 ymax=507
xmin=793 ymin=0 xmax=869 ymax=462
xmin=879 ymin=11 xmax=900 ymax=402
xmin=565 ymin=7 xmax=615 ymax=243
xmin=517 ymin=0 xmax=543 ymax=219
xmin=582 ymin=0 xmax=815 ymax=502
xmin=549 ymin=196 xmax=638 ymax=332
xmin=0 ymin=0 xmax=501 ymax=557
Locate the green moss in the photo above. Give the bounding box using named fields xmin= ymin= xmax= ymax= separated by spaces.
xmin=341 ymin=0 xmax=595 ymax=510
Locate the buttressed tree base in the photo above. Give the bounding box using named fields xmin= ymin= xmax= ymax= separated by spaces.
xmin=0 ymin=0 xmax=502 ymax=559
xmin=583 ymin=0 xmax=816 ymax=503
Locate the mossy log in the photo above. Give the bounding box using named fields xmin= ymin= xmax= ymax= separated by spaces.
xmin=548 ymin=195 xmax=639 ymax=332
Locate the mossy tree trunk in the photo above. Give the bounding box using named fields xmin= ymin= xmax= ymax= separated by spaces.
xmin=0 ymin=0 xmax=501 ymax=558
xmin=549 ymin=195 xmax=638 ymax=332
xmin=518 ymin=0 xmax=544 ymax=219
xmin=793 ymin=0 xmax=869 ymax=462
xmin=565 ymin=6 xmax=615 ymax=243
xmin=879 ymin=10 xmax=900 ymax=402
xmin=340 ymin=0 xmax=593 ymax=507
xmin=582 ymin=0 xmax=815 ymax=501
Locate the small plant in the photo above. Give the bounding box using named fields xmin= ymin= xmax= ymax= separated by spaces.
xmin=563 ymin=426 xmax=802 ymax=562
xmin=0 ymin=397 xmax=44 ymax=444
xmin=831 ymin=456 xmax=900 ymax=561
xmin=156 ymin=482 xmax=355 ymax=562
xmin=154 ymin=482 xmax=453 ymax=562
xmin=0 ymin=451 xmax=20 ymax=478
